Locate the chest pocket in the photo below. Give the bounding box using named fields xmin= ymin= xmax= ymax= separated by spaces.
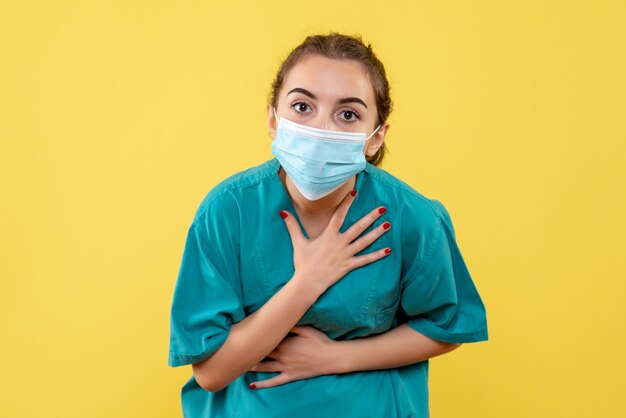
xmin=307 ymin=257 xmax=386 ymax=326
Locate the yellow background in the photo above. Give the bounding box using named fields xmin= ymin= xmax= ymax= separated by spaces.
xmin=1 ymin=1 xmax=624 ymax=417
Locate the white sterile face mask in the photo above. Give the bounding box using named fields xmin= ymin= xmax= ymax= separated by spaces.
xmin=272 ymin=107 xmax=381 ymax=201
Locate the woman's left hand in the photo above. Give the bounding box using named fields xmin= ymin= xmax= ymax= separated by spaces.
xmin=248 ymin=325 xmax=340 ymax=389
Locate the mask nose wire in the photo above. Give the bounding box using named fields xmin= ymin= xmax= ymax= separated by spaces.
xmin=275 ymin=106 xmax=381 ymax=140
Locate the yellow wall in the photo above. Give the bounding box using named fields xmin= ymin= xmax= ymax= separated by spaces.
xmin=1 ymin=1 xmax=624 ymax=417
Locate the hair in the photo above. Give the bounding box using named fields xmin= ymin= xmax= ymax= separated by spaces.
xmin=268 ymin=32 xmax=393 ymax=167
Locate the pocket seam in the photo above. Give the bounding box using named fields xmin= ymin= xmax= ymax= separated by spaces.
xmin=376 ymin=299 xmax=400 ymax=323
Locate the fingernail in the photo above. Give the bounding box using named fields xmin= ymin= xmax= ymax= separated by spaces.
xmin=379 ymin=207 xmax=386 ymax=214
xmin=249 ymin=383 xmax=257 ymax=390
xmin=385 ymin=248 xmax=391 ymax=254
xmin=350 ymin=189 xmax=357 ymax=197
xmin=279 ymin=210 xmax=288 ymax=219
xmin=383 ymin=222 xmax=391 ymax=230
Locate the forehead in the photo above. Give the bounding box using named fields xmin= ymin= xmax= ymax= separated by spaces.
xmin=282 ymin=54 xmax=375 ymax=103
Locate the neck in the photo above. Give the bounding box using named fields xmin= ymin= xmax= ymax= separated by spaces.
xmin=278 ymin=167 xmax=357 ymax=217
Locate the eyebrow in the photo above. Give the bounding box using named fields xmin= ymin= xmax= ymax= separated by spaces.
xmin=287 ymin=87 xmax=368 ymax=109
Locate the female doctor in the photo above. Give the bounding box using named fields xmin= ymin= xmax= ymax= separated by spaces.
xmin=168 ymin=32 xmax=488 ymax=418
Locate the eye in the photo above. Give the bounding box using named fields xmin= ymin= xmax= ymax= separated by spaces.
xmin=291 ymin=102 xmax=312 ymax=113
xmin=339 ymin=110 xmax=360 ymax=123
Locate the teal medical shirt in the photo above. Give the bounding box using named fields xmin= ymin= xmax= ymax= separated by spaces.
xmin=168 ymin=157 xmax=488 ymax=418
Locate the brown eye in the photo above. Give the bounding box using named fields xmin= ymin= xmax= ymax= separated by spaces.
xmin=292 ymin=102 xmax=311 ymax=113
xmin=339 ymin=110 xmax=360 ymax=123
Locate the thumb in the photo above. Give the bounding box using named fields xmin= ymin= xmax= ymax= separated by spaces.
xmin=290 ymin=325 xmax=319 ymax=337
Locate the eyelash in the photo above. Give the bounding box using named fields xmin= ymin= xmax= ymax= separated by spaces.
xmin=291 ymin=102 xmax=361 ymax=123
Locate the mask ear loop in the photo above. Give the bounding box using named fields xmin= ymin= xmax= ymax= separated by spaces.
xmin=365 ymin=124 xmax=382 ymax=141
xmin=273 ymin=107 xmax=281 ymax=123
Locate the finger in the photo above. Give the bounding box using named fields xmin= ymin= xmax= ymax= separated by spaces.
xmin=266 ymin=348 xmax=280 ymax=359
xmin=348 ymin=246 xmax=391 ymax=270
xmin=289 ymin=325 xmax=314 ymax=336
xmin=249 ymin=360 xmax=282 ymax=372
xmin=346 ymin=221 xmax=391 ymax=256
xmin=250 ymin=372 xmax=296 ymax=390
xmin=279 ymin=210 xmax=306 ymax=243
xmin=343 ymin=206 xmax=387 ymax=243
xmin=327 ymin=189 xmax=358 ymax=231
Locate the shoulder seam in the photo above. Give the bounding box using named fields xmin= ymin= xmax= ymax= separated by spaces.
xmin=366 ymin=167 xmax=443 ymax=217
xmin=192 ymin=188 xmax=238 ymax=223
xmin=192 ymin=166 xmax=276 ymax=222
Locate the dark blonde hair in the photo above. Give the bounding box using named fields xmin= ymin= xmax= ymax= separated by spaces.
xmin=268 ymin=32 xmax=393 ymax=167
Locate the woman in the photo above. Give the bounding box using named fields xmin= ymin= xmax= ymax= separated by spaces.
xmin=168 ymin=32 xmax=488 ymax=417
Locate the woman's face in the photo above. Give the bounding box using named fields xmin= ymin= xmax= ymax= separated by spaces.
xmin=268 ymin=54 xmax=389 ymax=158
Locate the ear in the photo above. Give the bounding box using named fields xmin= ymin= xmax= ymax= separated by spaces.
xmin=365 ymin=123 xmax=390 ymax=157
xmin=268 ymin=104 xmax=277 ymax=139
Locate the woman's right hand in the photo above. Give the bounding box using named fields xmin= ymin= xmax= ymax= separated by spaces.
xmin=279 ymin=189 xmax=391 ymax=295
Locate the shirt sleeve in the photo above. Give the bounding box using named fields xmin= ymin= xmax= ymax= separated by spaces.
xmin=400 ymin=199 xmax=489 ymax=344
xmin=168 ymin=193 xmax=246 ymax=367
